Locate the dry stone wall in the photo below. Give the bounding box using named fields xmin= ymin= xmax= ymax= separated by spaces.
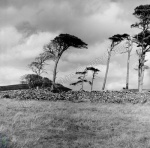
xmin=0 ymin=89 xmax=150 ymax=104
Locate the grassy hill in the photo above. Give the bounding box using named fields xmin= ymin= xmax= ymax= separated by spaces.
xmin=0 ymin=83 xmax=71 ymax=92
xmin=0 ymin=84 xmax=29 ymax=91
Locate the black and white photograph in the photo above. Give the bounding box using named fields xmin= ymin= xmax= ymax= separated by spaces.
xmin=0 ymin=0 xmax=150 ymax=147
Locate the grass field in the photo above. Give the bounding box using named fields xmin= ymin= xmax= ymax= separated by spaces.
xmin=1 ymin=99 xmax=150 ymax=148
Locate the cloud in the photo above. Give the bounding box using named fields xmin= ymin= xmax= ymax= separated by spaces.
xmin=33 ymin=2 xmax=133 ymax=45
xmin=0 ymin=26 xmax=57 ymax=85
xmin=0 ymin=0 xmax=134 ymax=44
xmin=16 ymin=21 xmax=37 ymax=37
xmin=0 ymin=27 xmax=22 ymax=52
xmin=0 ymin=27 xmax=57 ymax=62
xmin=0 ymin=0 xmax=149 ymax=90
xmin=0 ymin=66 xmax=29 ymax=85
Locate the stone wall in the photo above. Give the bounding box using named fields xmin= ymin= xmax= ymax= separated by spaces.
xmin=0 ymin=89 xmax=150 ymax=104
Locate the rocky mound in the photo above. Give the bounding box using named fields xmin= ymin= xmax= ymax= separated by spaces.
xmin=0 ymin=89 xmax=150 ymax=104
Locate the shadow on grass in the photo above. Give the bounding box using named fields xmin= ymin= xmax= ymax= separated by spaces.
xmin=0 ymin=133 xmax=17 ymax=148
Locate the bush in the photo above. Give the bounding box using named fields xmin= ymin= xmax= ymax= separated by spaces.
xmin=21 ymin=74 xmax=52 ymax=89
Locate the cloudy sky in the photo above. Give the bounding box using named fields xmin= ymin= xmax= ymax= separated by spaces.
xmin=0 ymin=0 xmax=150 ymax=90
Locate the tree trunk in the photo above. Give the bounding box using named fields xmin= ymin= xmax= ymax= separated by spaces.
xmin=126 ymin=51 xmax=131 ymax=89
xmin=81 ymin=73 xmax=86 ymax=91
xmin=81 ymin=80 xmax=84 ymax=91
xmin=138 ymin=66 xmax=143 ymax=93
xmin=138 ymin=54 xmax=145 ymax=93
xmin=102 ymin=51 xmax=111 ymax=90
xmin=91 ymin=74 xmax=94 ymax=91
xmin=51 ymin=57 xmax=60 ymax=91
xmin=138 ymin=63 xmax=140 ymax=90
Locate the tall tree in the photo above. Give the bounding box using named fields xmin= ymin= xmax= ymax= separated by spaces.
xmin=102 ymin=34 xmax=129 ymax=90
xmin=121 ymin=35 xmax=133 ymax=89
xmin=44 ymin=34 xmax=88 ymax=91
xmin=131 ymin=5 xmax=150 ymax=92
xmin=86 ymin=67 xmax=100 ymax=91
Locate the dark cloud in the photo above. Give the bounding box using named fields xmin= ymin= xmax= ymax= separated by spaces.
xmin=0 ymin=0 xmax=130 ymax=44
xmin=0 ymin=0 xmax=45 ymax=9
xmin=15 ymin=21 xmax=37 ymax=36
xmin=111 ymin=0 xmax=118 ymax=3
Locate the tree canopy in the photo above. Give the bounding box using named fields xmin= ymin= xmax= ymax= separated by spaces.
xmin=134 ymin=30 xmax=150 ymax=52
xmin=44 ymin=33 xmax=88 ymax=59
xmin=86 ymin=67 xmax=100 ymax=73
xmin=109 ymin=34 xmax=129 ymax=47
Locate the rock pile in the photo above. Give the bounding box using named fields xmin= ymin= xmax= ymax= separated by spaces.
xmin=0 ymin=89 xmax=150 ymax=104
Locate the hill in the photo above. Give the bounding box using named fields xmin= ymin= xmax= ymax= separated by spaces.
xmin=0 ymin=84 xmax=29 ymax=91
xmin=0 ymin=83 xmax=71 ymax=92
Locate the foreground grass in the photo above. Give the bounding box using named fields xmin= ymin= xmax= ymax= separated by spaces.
xmin=1 ymin=99 xmax=150 ymax=147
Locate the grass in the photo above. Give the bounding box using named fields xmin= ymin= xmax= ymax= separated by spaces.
xmin=1 ymin=99 xmax=150 ymax=147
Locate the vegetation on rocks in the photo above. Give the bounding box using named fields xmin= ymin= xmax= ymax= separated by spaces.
xmin=1 ymin=89 xmax=150 ymax=105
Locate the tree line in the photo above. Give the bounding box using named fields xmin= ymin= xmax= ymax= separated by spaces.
xmin=22 ymin=4 xmax=150 ymax=92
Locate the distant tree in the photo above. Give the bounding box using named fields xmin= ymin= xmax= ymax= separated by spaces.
xmin=131 ymin=5 xmax=150 ymax=92
xmin=21 ymin=74 xmax=52 ymax=89
xmin=86 ymin=67 xmax=100 ymax=91
xmin=28 ymin=53 xmax=48 ymax=89
xmin=70 ymin=69 xmax=90 ymax=91
xmin=102 ymin=34 xmax=129 ymax=90
xmin=28 ymin=53 xmax=48 ymax=76
xmin=21 ymin=74 xmax=43 ymax=89
xmin=43 ymin=33 xmax=88 ymax=91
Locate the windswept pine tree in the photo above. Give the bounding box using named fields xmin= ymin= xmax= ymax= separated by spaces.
xmin=86 ymin=67 xmax=100 ymax=91
xmin=43 ymin=34 xmax=88 ymax=91
xmin=70 ymin=69 xmax=91 ymax=91
xmin=131 ymin=5 xmax=150 ymax=92
xmin=102 ymin=34 xmax=129 ymax=90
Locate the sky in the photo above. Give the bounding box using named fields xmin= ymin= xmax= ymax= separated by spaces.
xmin=0 ymin=0 xmax=150 ymax=90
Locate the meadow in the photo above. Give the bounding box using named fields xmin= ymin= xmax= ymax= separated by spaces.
xmin=1 ymin=98 xmax=150 ymax=148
